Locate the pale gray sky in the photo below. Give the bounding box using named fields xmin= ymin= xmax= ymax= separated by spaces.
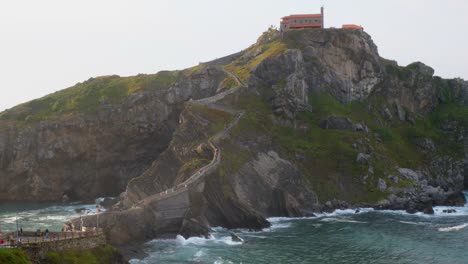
xmin=1 ymin=0 xmax=467 ymax=111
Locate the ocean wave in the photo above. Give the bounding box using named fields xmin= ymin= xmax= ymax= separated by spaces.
xmin=319 ymin=217 xmax=368 ymax=224
xmin=315 ymin=208 xmax=374 ymax=218
xmin=215 ymin=236 xmax=243 ymax=246
xmin=174 ymin=234 xmax=243 ymax=246
xmin=214 ymin=258 xmax=235 ymax=264
xmin=242 ymin=234 xmax=267 ymax=239
xmin=438 ymin=223 xmax=468 ymax=232
xmin=269 ymin=222 xmax=292 ymax=229
xmin=399 ymin=221 xmax=430 ymax=226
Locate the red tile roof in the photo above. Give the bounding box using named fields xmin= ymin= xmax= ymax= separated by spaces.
xmin=342 ymin=24 xmax=363 ymax=29
xmin=289 ymin=23 xmax=322 ymax=29
xmin=282 ymin=14 xmax=322 ymax=19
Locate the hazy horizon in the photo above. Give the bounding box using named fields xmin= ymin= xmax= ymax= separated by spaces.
xmin=1 ymin=0 xmax=467 ymax=111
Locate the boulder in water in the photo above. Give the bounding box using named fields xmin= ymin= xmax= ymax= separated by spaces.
xmin=75 ymin=208 xmax=88 ymax=214
xmin=423 ymin=205 xmax=434 ymax=215
xmin=442 ymin=209 xmax=457 ymax=213
xmin=100 ymin=197 xmax=118 ymax=209
xmin=230 ymin=233 xmax=243 ymax=243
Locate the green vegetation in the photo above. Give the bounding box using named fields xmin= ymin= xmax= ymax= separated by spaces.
xmin=190 ymin=104 xmax=233 ymax=137
xmin=221 ymin=83 xmax=467 ymax=203
xmin=43 ymin=245 xmax=121 ymax=264
xmin=384 ymin=63 xmax=415 ymax=81
xmin=219 ymin=76 xmax=238 ymax=90
xmin=225 ymin=40 xmax=287 ymax=82
xmin=0 ymin=71 xmax=179 ymax=124
xmin=0 ymin=248 xmax=31 ymax=264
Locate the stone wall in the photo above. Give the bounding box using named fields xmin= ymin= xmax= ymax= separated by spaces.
xmin=20 ymin=233 xmax=106 ymax=263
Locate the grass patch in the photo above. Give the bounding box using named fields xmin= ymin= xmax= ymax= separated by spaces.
xmin=225 ymin=40 xmax=287 ymax=82
xmin=0 ymin=248 xmax=31 ymax=264
xmin=189 ymin=104 xmax=233 ymax=137
xmin=42 ymin=245 xmax=121 ymax=264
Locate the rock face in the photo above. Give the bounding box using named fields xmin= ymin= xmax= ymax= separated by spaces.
xmin=319 ymin=116 xmax=354 ymax=130
xmin=0 ymin=67 xmax=229 ymax=201
xmin=1 ymin=28 xmax=467 ymax=250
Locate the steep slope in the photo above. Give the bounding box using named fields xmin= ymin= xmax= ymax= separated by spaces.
xmin=115 ymin=28 xmax=468 ymax=238
xmin=0 ymin=67 xmax=233 ymax=201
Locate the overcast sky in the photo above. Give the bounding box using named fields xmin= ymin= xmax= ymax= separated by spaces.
xmin=0 ymin=0 xmax=467 ymax=111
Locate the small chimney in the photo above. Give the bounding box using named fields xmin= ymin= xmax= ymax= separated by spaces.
xmin=321 ymin=6 xmax=325 ymax=28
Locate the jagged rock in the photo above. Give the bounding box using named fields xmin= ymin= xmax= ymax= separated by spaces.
xmin=423 ymin=205 xmax=434 ymax=215
xmin=397 ymin=168 xmax=420 ymax=181
xmin=230 ymin=233 xmax=244 ymax=243
xmin=394 ymin=102 xmax=406 ymax=121
xmin=353 ymin=123 xmax=368 ymax=133
xmin=378 ymin=178 xmax=387 ymax=191
xmin=75 ymin=208 xmax=88 ymax=214
xmin=356 ymin=153 xmax=371 ymax=165
xmin=100 ymin=198 xmax=118 ymax=209
xmin=443 ymin=209 xmax=457 ymax=213
xmin=0 ymin=66 xmax=229 ymax=202
xmin=388 ymin=175 xmax=399 ymax=183
xmin=414 ymin=137 xmax=436 ymax=152
xmin=319 ymin=116 xmax=354 ymax=130
xmin=382 ymin=107 xmax=393 ymax=120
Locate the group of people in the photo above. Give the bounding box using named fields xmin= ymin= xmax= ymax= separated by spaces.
xmin=35 ymin=228 xmax=49 ymax=238
xmin=62 ymin=222 xmax=75 ymax=232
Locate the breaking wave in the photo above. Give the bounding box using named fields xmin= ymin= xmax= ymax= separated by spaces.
xmin=438 ymin=223 xmax=468 ymax=232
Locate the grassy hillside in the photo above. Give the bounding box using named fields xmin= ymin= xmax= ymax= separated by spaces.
xmin=0 ymin=71 xmax=179 ymax=124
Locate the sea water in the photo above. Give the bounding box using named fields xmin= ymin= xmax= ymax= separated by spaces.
xmin=2 ymin=195 xmax=468 ymax=263
xmin=130 ymin=192 xmax=468 ymax=264
xmin=0 ymin=199 xmax=103 ymax=232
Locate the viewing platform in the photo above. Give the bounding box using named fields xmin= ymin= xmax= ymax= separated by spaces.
xmin=1 ymin=229 xmax=103 ymax=247
xmin=1 ymin=229 xmax=106 ymax=262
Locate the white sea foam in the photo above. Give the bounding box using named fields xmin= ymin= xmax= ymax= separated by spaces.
xmin=269 ymin=222 xmax=292 ymax=229
xmin=215 ymin=236 xmax=243 ymax=246
xmin=176 ymin=234 xmax=213 ymax=245
xmin=174 ymin=234 xmax=243 ymax=247
xmin=438 ymin=223 xmax=468 ymax=232
xmin=37 ymin=215 xmax=70 ymax=221
xmin=399 ymin=221 xmax=429 ymax=226
xmin=319 ymin=217 xmax=367 ymax=224
xmin=194 ymin=250 xmax=204 ymax=258
xmin=214 ymin=258 xmax=235 ymax=264
xmin=313 ymin=208 xmax=374 ymax=219
xmin=375 ymin=205 xmax=468 ymax=218
xmin=243 ymin=234 xmax=267 ymax=239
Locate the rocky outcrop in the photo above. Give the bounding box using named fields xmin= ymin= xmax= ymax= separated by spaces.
xmin=319 ymin=116 xmax=354 ymax=130
xmin=288 ymin=29 xmax=385 ymax=103
xmin=0 ymin=67 xmax=229 ymax=201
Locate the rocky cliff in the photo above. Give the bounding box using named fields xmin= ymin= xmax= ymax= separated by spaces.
xmin=0 ymin=68 xmax=231 ymax=201
xmin=1 ymin=28 xmax=468 ymax=246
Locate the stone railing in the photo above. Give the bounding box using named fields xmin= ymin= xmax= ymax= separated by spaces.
xmin=3 ymin=229 xmax=103 ymax=247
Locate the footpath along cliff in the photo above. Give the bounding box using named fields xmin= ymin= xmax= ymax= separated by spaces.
xmin=1 ymin=28 xmax=467 ymax=247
